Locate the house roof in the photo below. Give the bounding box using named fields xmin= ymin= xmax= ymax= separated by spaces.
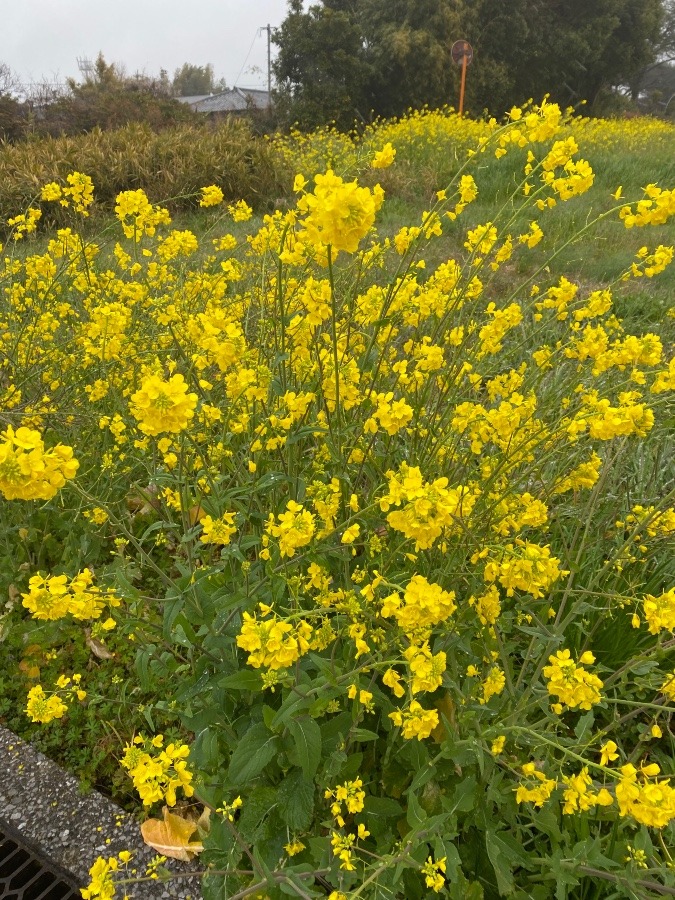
xmin=177 ymin=88 xmax=270 ymax=113
xmin=175 ymin=94 xmax=212 ymax=107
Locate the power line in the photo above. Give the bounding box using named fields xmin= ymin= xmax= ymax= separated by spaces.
xmin=233 ymin=29 xmax=260 ymax=88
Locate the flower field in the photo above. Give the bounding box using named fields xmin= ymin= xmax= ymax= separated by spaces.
xmin=1 ymin=102 xmax=675 ymax=899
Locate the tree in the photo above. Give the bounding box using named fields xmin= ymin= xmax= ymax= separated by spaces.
xmin=629 ymin=0 xmax=675 ymax=104
xmin=357 ymin=0 xmax=465 ymax=117
xmin=172 ymin=63 xmax=225 ymax=96
xmin=273 ymin=0 xmax=665 ymax=124
xmin=0 ymin=62 xmax=20 ymax=97
xmin=272 ymin=0 xmax=375 ymax=128
xmin=37 ymin=53 xmax=195 ymax=135
xmin=0 ymin=63 xmax=23 ymax=141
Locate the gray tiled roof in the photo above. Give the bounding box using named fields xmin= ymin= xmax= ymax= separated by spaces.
xmin=180 ymin=88 xmax=270 ymax=113
xmin=174 ymin=94 xmax=212 ymax=107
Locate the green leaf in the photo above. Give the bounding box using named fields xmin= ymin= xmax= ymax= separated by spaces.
xmin=363 ymin=795 xmax=403 ymax=819
xmin=287 ymin=715 xmax=322 ymax=779
xmin=447 ymin=774 xmax=477 ymax=815
xmin=162 ymin=592 xmax=185 ymax=641
xmin=227 ymin=723 xmax=279 ymax=786
xmin=406 ymin=790 xmax=427 ymax=829
xmin=237 ymin=786 xmax=279 ymax=844
xmin=271 ymin=691 xmax=312 ymax=728
xmin=574 ymin=711 xmax=594 ymax=741
xmin=218 ymin=669 xmax=263 ymax=691
xmin=485 ymin=829 xmax=515 ymax=896
xmin=350 ymin=728 xmax=380 ymax=742
xmin=191 ymin=727 xmax=220 ymax=772
xmin=277 ymin=770 xmax=315 ymax=831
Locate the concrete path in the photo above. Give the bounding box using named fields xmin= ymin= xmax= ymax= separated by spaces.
xmin=0 ymin=725 xmax=202 ymax=898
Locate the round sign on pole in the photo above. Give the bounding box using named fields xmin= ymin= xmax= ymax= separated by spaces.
xmin=451 ymin=40 xmax=473 ymax=66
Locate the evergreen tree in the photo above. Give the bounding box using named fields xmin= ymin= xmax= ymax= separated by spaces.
xmin=273 ymin=0 xmax=374 ymax=128
xmin=273 ymin=0 xmax=664 ymax=123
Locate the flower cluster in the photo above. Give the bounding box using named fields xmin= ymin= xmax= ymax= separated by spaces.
xmin=236 ymin=609 xmax=313 ymax=670
xmin=380 ymin=574 xmax=456 ymax=632
xmin=380 ymin=464 xmax=475 ymax=550
xmin=120 ymin=734 xmax=193 ymax=807
xmin=515 ymin=762 xmax=557 ymax=807
xmin=199 ymin=512 xmax=237 ymax=545
xmin=0 ymin=426 xmax=78 ymax=501
xmin=639 ymin=588 xmax=675 ymax=634
xmin=25 ymin=674 xmax=85 ymax=724
xmin=41 ymin=171 xmax=95 ymax=215
xmin=7 ymin=207 xmax=42 ymax=239
xmin=325 ymin=779 xmax=369 ymax=870
xmin=616 ymin=763 xmax=675 ymax=828
xmin=264 ymin=500 xmax=316 ymax=558
xmin=561 ymin=767 xmax=613 ymax=814
xmin=483 ymin=541 xmax=564 ymax=599
xmin=114 ymin=189 xmax=171 ymax=240
xmin=543 ymin=649 xmax=603 ymax=711
xmin=81 ymin=851 xmax=133 ymax=900
xmin=199 ymin=184 xmax=224 ymax=207
xmin=129 ymin=373 xmax=198 ymax=436
xmin=22 ymin=568 xmax=119 ymax=622
xmin=296 ymin=169 xmax=384 ymax=255
xmin=389 ymin=700 xmax=439 ymax=740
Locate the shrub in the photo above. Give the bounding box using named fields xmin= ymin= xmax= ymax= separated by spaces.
xmin=0 ymin=119 xmax=284 ymax=229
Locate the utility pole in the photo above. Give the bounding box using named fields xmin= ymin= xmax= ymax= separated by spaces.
xmin=260 ymin=23 xmax=272 ymax=100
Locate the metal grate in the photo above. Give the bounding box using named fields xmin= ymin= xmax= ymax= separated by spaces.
xmin=0 ymin=821 xmax=80 ymax=900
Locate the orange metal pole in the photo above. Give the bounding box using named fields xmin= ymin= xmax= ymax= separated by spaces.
xmin=459 ymin=52 xmax=468 ymax=117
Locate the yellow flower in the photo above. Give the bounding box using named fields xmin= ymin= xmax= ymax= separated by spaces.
xmin=228 ymin=200 xmax=253 ymax=221
xmin=81 ymin=856 xmax=119 ymax=899
xmin=120 ymin=737 xmax=194 ymax=807
xmin=380 ymin=574 xmax=456 ymax=632
xmin=297 ymin=169 xmax=384 ymax=255
xmin=199 ymin=185 xmax=224 ymax=207
xmin=25 ymin=685 xmax=68 ymax=723
xmin=266 ymin=500 xmax=316 ymax=558
xmin=479 ymin=667 xmax=506 ymax=704
xmin=543 ymin=649 xmax=603 ymax=710
xmin=200 ymin=512 xmax=237 ymax=545
xmin=404 ymin=643 xmax=446 ymax=694
xmin=129 ymin=373 xmax=198 ymax=436
xmin=515 ymin=762 xmax=556 ymax=807
xmin=561 ymin=767 xmax=612 ymax=814
xmin=41 ymin=182 xmax=63 ymax=202
xmin=284 ymin=840 xmax=306 ymax=856
xmin=382 ymin=668 xmax=406 ymax=698
xmin=599 ymin=740 xmax=619 ymax=767
xmin=616 ymin=762 xmax=675 ymax=828
xmin=341 ymin=523 xmax=361 ymax=544
xmin=642 ymin=588 xmax=675 ymax=634
xmin=0 ymin=425 xmax=78 ymax=501
xmin=237 ymin=611 xmax=312 ymax=670
xmin=421 ymin=856 xmax=446 ymax=893
xmin=371 ymin=143 xmax=396 ymax=168
xmin=389 ymin=700 xmax=439 ymax=740
xmin=115 ymin=189 xmax=170 ymax=240
xmin=491 ymin=735 xmax=506 ymax=755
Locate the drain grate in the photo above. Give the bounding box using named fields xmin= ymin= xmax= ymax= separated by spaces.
xmin=0 ymin=821 xmax=81 ymax=900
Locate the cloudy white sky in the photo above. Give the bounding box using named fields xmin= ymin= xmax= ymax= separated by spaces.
xmin=2 ymin=0 xmax=289 ymax=92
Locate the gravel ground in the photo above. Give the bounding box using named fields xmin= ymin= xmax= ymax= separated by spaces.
xmin=0 ymin=725 xmax=202 ymax=898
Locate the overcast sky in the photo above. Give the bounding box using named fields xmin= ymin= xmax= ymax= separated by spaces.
xmin=2 ymin=0 xmax=288 ymax=91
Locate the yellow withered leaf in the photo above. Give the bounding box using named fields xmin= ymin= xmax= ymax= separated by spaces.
xmin=140 ymin=807 xmax=204 ymax=861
